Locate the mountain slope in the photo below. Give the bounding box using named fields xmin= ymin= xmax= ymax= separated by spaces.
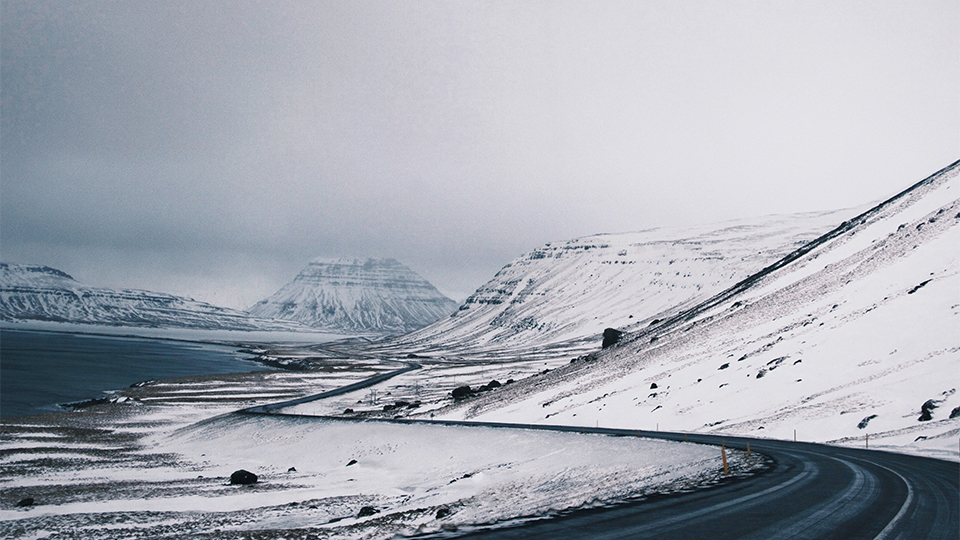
xmin=381 ymin=208 xmax=855 ymax=357
xmin=247 ymin=258 xmax=458 ymax=335
xmin=0 ymin=263 xmax=306 ymax=331
xmin=439 ymin=161 xmax=960 ymax=459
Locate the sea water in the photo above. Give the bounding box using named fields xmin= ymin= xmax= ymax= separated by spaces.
xmin=0 ymin=328 xmax=268 ymax=418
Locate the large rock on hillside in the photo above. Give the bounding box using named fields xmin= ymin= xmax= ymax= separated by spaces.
xmin=247 ymin=258 xmax=458 ymax=336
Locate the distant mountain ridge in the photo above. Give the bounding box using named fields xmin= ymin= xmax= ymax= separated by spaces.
xmin=377 ymin=207 xmax=856 ymax=356
xmin=246 ymin=257 xmax=458 ymax=335
xmin=0 ymin=263 xmax=307 ymax=331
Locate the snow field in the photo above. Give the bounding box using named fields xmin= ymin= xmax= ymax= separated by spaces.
xmin=160 ymin=415 xmax=737 ymax=535
xmin=0 ymin=414 xmax=745 ymax=539
xmin=436 ymin=165 xmax=960 ymax=462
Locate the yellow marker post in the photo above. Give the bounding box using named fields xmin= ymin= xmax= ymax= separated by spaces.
xmin=721 ymin=442 xmax=729 ymax=475
xmin=747 ymin=442 xmax=751 ymax=457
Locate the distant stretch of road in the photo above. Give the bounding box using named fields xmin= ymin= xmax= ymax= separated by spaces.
xmin=239 ymin=362 xmax=959 ymax=540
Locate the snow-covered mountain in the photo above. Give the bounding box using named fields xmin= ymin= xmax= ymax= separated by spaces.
xmin=438 ymin=160 xmax=960 ymax=459
xmin=0 ymin=263 xmax=307 ymax=331
xmin=246 ymin=257 xmax=458 ymax=335
xmin=383 ymin=208 xmax=855 ymax=356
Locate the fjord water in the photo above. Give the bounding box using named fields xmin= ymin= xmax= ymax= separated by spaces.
xmin=0 ymin=329 xmax=268 ymax=418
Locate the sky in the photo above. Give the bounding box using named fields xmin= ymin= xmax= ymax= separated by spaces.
xmin=2 ymin=0 xmax=957 ymax=308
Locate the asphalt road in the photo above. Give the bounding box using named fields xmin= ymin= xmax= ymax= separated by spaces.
xmin=240 ymin=363 xmax=959 ymax=539
xmin=426 ymin=427 xmax=959 ymax=540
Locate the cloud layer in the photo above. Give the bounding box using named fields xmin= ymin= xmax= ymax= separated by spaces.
xmin=3 ymin=0 xmax=957 ymax=307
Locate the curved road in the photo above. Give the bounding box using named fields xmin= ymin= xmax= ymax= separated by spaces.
xmin=239 ymin=363 xmax=959 ymax=539
xmin=419 ymin=427 xmax=959 ymax=540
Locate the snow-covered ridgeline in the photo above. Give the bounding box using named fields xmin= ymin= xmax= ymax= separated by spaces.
xmin=0 ymin=263 xmax=306 ymax=332
xmin=381 ymin=208 xmax=855 ymax=356
xmin=247 ymin=257 xmax=458 ymax=335
xmin=440 ymin=161 xmax=960 ymax=460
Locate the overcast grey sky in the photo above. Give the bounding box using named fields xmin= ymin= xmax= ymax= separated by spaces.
xmin=2 ymin=0 xmax=957 ymax=308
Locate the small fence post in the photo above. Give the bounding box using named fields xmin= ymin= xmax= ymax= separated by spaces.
xmin=721 ymin=441 xmax=729 ymax=475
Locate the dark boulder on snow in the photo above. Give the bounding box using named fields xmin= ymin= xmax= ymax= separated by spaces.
xmin=229 ymin=470 xmax=258 ymax=485
xmin=919 ymin=399 xmax=939 ymax=421
xmin=477 ymin=380 xmax=501 ymax=392
xmin=602 ymin=328 xmax=623 ymax=348
xmin=452 ymin=386 xmax=474 ymax=400
xmin=358 ymin=506 xmax=379 ymax=518
xmin=650 ymin=382 xmax=658 ymax=389
xmin=436 ymin=507 xmax=451 ymax=519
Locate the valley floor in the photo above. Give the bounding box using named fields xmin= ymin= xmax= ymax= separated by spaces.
xmin=0 ymin=346 xmax=755 ymax=540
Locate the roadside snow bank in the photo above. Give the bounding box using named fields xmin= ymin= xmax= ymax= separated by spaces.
xmin=125 ymin=415 xmax=732 ymax=538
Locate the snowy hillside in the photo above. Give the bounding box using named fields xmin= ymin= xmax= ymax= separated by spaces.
xmin=247 ymin=257 xmax=458 ymax=335
xmin=0 ymin=263 xmax=308 ymax=332
xmin=382 ymin=209 xmax=854 ymax=356
xmin=437 ymin=161 xmax=960 ymax=459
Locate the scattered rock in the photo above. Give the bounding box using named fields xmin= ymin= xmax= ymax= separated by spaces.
xmin=343 ymin=408 xmax=354 ymax=414
xmin=650 ymin=382 xmax=658 ymax=389
xmin=16 ymin=497 xmax=34 ymax=507
xmin=650 ymin=336 xmax=658 ymax=344
xmin=229 ymin=470 xmax=258 ymax=485
xmin=357 ymin=506 xmax=379 ymax=518
xmin=857 ymin=415 xmax=877 ymax=429
xmin=287 ymin=467 xmax=297 ymax=472
xmin=477 ymin=380 xmax=502 ymax=392
xmin=602 ymin=328 xmax=624 ymax=348
xmin=919 ymin=399 xmax=939 ymax=421
xmin=951 ymin=406 xmax=960 ymax=419
xmin=718 ymin=363 xmax=729 ymax=370
xmin=756 ymin=369 xmax=767 ymax=379
xmin=451 ymin=386 xmax=474 ymax=400
xmin=907 ymin=280 xmax=931 ymax=294
xmin=346 ymin=459 xmax=358 ymax=467
xmin=436 ymin=507 xmax=451 ymax=519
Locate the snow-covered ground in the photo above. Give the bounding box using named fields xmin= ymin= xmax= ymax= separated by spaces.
xmin=426 ymin=162 xmax=960 ymax=462
xmin=0 ymin=403 xmax=750 ymax=539
xmin=3 ymin=163 xmax=956 ymax=537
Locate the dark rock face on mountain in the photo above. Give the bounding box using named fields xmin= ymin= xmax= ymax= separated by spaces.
xmin=246 ymin=258 xmax=458 ymax=335
xmin=0 ymin=263 xmax=305 ymax=331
